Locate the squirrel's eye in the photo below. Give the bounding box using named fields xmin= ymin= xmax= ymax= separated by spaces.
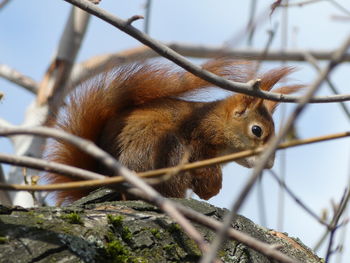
xmin=251 ymin=125 xmax=262 ymax=138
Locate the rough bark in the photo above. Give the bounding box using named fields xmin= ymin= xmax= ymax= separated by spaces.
xmin=0 ymin=189 xmax=322 ymax=263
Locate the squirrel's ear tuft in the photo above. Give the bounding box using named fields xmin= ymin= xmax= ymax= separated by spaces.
xmin=264 ymin=85 xmax=305 ymax=113
xmin=259 ymin=67 xmax=296 ymax=91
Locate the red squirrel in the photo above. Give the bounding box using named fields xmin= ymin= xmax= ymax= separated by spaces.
xmin=45 ymin=59 xmax=301 ymax=204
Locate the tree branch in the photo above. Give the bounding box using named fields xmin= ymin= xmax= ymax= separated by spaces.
xmin=0 ymin=163 xmax=11 ymax=206
xmin=37 ymin=6 xmax=91 ymax=113
xmin=0 ymin=152 xmax=105 ymax=181
xmin=70 ymin=44 xmax=350 ymax=103
xmin=0 ymin=64 xmax=39 ymax=94
xmin=61 ymin=0 xmax=350 ymax=104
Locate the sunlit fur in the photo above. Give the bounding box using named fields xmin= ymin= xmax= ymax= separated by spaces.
xmin=45 ymin=59 xmax=302 ymax=204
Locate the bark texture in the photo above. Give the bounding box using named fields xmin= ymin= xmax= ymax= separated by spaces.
xmin=0 ymin=188 xmax=322 ymax=263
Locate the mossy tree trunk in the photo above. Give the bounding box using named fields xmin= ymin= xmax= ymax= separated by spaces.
xmin=0 ymin=189 xmax=322 ymax=263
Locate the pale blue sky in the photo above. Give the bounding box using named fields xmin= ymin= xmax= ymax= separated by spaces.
xmin=1 ymin=0 xmax=350 ymax=261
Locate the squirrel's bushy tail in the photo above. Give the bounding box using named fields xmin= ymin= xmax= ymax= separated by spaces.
xmin=45 ymin=59 xmax=255 ymax=204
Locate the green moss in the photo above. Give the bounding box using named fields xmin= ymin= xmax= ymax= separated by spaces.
xmin=107 ymin=214 xmax=124 ymax=227
xmin=105 ymin=240 xmax=130 ymax=263
xmin=35 ymin=218 xmax=44 ymax=225
xmin=150 ymin=228 xmax=161 ymax=239
xmin=167 ymin=223 xmax=181 ymax=233
xmin=218 ymin=249 xmax=226 ymax=258
xmin=163 ymin=244 xmax=176 ymax=251
xmin=104 ymin=239 xmax=148 ymax=263
xmin=131 ymin=257 xmax=148 ymax=263
xmin=183 ymin=237 xmax=201 ymax=257
xmin=61 ymin=212 xmax=83 ymax=225
xmin=107 ymin=215 xmax=133 ymax=242
xmin=0 ymin=236 xmax=8 ymax=244
xmin=163 ymin=243 xmax=181 ymax=260
xmin=121 ymin=226 xmax=132 ymax=242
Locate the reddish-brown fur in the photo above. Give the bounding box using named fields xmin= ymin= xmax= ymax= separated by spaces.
xmin=45 ymin=59 xmax=302 ymax=204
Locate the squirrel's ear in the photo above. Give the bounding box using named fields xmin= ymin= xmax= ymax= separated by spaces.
xmin=264 ymin=85 xmax=304 ymax=113
xmin=260 ymin=67 xmax=296 ymax=91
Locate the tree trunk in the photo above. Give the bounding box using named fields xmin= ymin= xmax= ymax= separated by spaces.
xmin=0 ymin=189 xmax=322 ymax=263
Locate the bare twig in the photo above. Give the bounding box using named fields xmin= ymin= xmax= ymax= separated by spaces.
xmin=269 ymin=170 xmax=330 ymax=227
xmin=328 ymin=0 xmax=350 ymax=17
xmin=331 ymin=15 xmax=350 ymax=22
xmin=325 ymin=189 xmax=350 ymax=262
xmin=253 ymin=23 xmax=278 ymax=74
xmin=246 ymin=0 xmax=258 ymax=46
xmin=0 ymin=164 xmax=11 ymax=206
xmin=126 ymin=15 xmax=144 ymax=25
xmin=200 ymin=34 xmax=350 ymax=263
xmin=167 ymin=43 xmax=350 ymax=62
xmin=72 ymin=45 xmax=350 ymax=84
xmin=144 ymin=0 xmax=152 ymax=34
xmin=0 ymin=64 xmax=39 ymax=93
xmin=62 ymin=0 xmax=350 ymax=104
xmin=278 ymin=0 xmax=350 ymax=17
xmin=0 ymin=152 xmax=105 ymax=181
xmin=37 ymin=6 xmax=91 ymax=114
xmin=69 ymin=45 xmax=156 ymax=87
xmin=335 ymin=162 xmax=350 ymax=263
xmin=0 ymin=0 xmax=10 ymax=10
xmin=276 ymin=0 xmax=289 ymax=232
xmin=303 ymin=51 xmax=350 ymax=121
xmin=70 ymin=44 xmax=350 ymax=103
xmin=277 ymin=0 xmax=324 ymax=8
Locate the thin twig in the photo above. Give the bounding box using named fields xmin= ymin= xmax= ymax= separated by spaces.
xmin=278 ymin=0 xmax=324 ymax=7
xmin=62 ymin=0 xmax=350 ymax=104
xmin=269 ymin=170 xmax=330 ymax=227
xmin=0 ymin=0 xmax=10 ymax=10
xmin=0 ymin=130 xmax=348 ymax=192
xmin=276 ymin=0 xmax=289 ymax=232
xmin=246 ymin=0 xmax=257 ymax=46
xmin=0 ymin=163 xmax=11 ymax=206
xmin=303 ymin=51 xmax=350 ymax=121
xmin=70 ymin=44 xmax=350 ymax=103
xmin=256 ymin=175 xmax=267 ymax=226
xmin=199 ymin=34 xmax=350 ymax=263
xmin=144 ymin=0 xmax=152 ymax=34
xmin=37 ymin=6 xmax=90 ymax=114
xmin=325 ymin=189 xmax=350 ymax=262
xmin=0 ymin=152 xmax=105 ymax=181
xmin=126 ymin=15 xmax=144 ymax=25
xmin=328 ymin=0 xmax=350 ymax=16
xmin=335 ymin=160 xmax=350 ymax=263
xmin=253 ymin=23 xmax=278 ymax=74
xmin=280 ymin=0 xmax=350 ymax=17
xmin=0 ymin=64 xmax=39 ymax=94
xmin=167 ymin=43 xmax=350 ymax=63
